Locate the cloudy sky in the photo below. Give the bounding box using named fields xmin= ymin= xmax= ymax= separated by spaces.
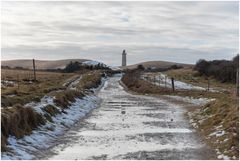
xmin=1 ymin=1 xmax=239 ymax=66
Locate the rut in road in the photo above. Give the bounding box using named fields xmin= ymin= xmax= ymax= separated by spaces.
xmin=44 ymin=74 xmax=215 ymax=160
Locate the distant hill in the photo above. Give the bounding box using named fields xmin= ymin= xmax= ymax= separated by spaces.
xmin=121 ymin=61 xmax=193 ymax=70
xmin=1 ymin=59 xmax=89 ymax=70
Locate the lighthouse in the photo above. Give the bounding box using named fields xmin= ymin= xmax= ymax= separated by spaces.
xmin=122 ymin=50 xmax=127 ymax=67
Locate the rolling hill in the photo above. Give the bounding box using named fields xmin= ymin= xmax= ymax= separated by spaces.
xmin=1 ymin=59 xmax=89 ymax=70
xmin=121 ymin=60 xmax=193 ymax=69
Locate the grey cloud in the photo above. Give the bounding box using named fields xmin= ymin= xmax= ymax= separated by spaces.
xmin=1 ymin=1 xmax=239 ymax=66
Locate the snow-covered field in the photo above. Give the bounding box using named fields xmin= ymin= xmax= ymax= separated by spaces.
xmin=141 ymin=73 xmax=218 ymax=92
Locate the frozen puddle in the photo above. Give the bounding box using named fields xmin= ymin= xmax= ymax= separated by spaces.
xmin=44 ymin=75 xmax=215 ymax=160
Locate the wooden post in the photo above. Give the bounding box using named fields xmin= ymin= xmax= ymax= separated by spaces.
xmin=165 ymin=76 xmax=167 ymax=88
xmin=207 ymin=79 xmax=210 ymax=91
xmin=17 ymin=74 xmax=19 ymax=89
xmin=33 ymin=59 xmax=36 ymax=81
xmin=171 ymin=77 xmax=175 ymax=91
xmin=159 ymin=76 xmax=161 ymax=86
xmin=236 ymin=69 xmax=239 ymax=97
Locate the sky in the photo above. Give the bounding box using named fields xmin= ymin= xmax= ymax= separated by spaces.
xmin=1 ymin=1 xmax=239 ymax=66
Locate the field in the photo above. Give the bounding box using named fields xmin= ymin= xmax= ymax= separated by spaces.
xmin=163 ymin=67 xmax=236 ymax=92
xmin=1 ymin=69 xmax=75 ymax=107
xmin=121 ymin=60 xmax=192 ymax=70
xmin=1 ymin=59 xmax=88 ymax=69
xmin=1 ymin=68 xmax=105 ymax=151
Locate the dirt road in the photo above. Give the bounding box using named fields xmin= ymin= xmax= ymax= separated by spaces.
xmin=43 ymin=74 xmax=215 ymax=160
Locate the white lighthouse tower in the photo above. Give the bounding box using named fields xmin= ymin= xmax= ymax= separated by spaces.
xmin=122 ymin=50 xmax=127 ymax=67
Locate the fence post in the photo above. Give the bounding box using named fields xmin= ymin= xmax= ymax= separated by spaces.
xmin=17 ymin=74 xmax=20 ymax=89
xmin=207 ymin=79 xmax=210 ymax=91
xmin=33 ymin=59 xmax=36 ymax=82
xmin=171 ymin=77 xmax=175 ymax=91
xmin=236 ymin=69 xmax=239 ymax=97
xmin=165 ymin=75 xmax=167 ymax=88
xmin=159 ymin=76 xmax=161 ymax=86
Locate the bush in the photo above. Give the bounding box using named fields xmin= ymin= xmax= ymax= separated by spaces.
xmin=64 ymin=61 xmax=111 ymax=73
xmin=194 ymin=55 xmax=239 ymax=83
xmin=64 ymin=61 xmax=83 ymax=73
xmin=137 ymin=64 xmax=145 ymax=71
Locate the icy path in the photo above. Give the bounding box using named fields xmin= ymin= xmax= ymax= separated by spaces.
xmin=43 ymin=75 xmax=215 ymax=160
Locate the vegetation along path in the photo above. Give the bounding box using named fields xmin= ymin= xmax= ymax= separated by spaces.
xmin=42 ymin=74 xmax=216 ymax=160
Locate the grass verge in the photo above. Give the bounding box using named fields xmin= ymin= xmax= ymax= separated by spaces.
xmin=1 ymin=70 xmax=105 ymax=152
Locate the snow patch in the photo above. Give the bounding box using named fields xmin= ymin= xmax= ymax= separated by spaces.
xmin=1 ymin=95 xmax=101 ymax=160
xmin=1 ymin=80 xmax=15 ymax=88
xmin=164 ymin=95 xmax=215 ymax=106
xmin=1 ymin=76 xmax=108 ymax=160
xmin=210 ymin=130 xmax=225 ymax=137
xmin=68 ymin=76 xmax=82 ymax=90
xmin=216 ymin=149 xmax=230 ymax=160
xmin=142 ymin=73 xmax=218 ymax=92
xmin=82 ymin=60 xmax=108 ymax=68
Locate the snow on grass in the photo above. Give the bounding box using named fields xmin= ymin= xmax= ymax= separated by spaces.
xmin=164 ymin=95 xmax=215 ymax=106
xmin=1 ymin=95 xmax=101 ymax=160
xmin=210 ymin=130 xmax=225 ymax=137
xmin=68 ymin=76 xmax=82 ymax=90
xmin=1 ymin=80 xmax=15 ymax=88
xmin=216 ymin=149 xmax=230 ymax=160
xmin=24 ymin=95 xmax=56 ymax=114
xmin=186 ymin=100 xmax=234 ymax=160
xmin=142 ymin=73 xmax=218 ymax=92
xmin=82 ymin=60 xmax=108 ymax=68
xmin=1 ymin=78 xmax=107 ymax=160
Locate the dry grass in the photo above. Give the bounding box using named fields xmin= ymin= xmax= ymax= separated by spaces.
xmin=1 ymin=69 xmax=104 ymax=152
xmin=191 ymin=97 xmax=239 ymax=158
xmin=53 ymin=71 xmax=103 ymax=108
xmin=1 ymin=59 xmax=88 ymax=69
xmin=121 ymin=70 xmax=222 ymax=99
xmin=54 ymin=90 xmax=84 ymax=108
xmin=76 ymin=70 xmax=103 ymax=90
xmin=163 ymin=67 xmax=236 ymax=91
xmin=1 ymin=105 xmax=46 ymax=151
xmin=1 ymin=69 xmax=74 ymax=107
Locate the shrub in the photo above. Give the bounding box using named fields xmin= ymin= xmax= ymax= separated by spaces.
xmin=64 ymin=61 xmax=83 ymax=73
xmin=64 ymin=61 xmax=111 ymax=73
xmin=194 ymin=55 xmax=239 ymax=83
xmin=137 ymin=64 xmax=145 ymax=71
